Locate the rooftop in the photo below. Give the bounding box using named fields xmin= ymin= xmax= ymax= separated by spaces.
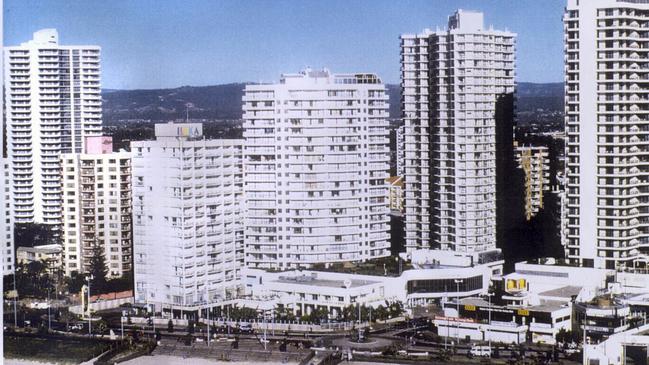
xmin=310 ymin=256 xmax=413 ymax=277
xmin=18 ymin=244 xmax=62 ymax=254
xmin=279 ymin=68 xmax=383 ymax=86
xmin=274 ymin=274 xmax=379 ymax=289
xmin=539 ymin=285 xmax=582 ymax=299
xmin=523 ymin=300 xmax=569 ymax=313
xmin=385 ymin=176 xmax=404 ymax=187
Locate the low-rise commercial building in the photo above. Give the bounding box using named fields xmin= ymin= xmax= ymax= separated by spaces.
xmin=437 ymin=296 xmax=571 ymax=345
xmin=573 ymin=295 xmax=634 ymax=342
xmin=584 ymin=323 xmax=649 ymax=365
xmin=243 ymin=249 xmax=505 ymax=316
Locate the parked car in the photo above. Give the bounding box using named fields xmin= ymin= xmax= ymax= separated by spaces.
xmin=470 ymin=345 xmax=492 ymax=357
xmin=69 ymin=323 xmax=84 ymax=331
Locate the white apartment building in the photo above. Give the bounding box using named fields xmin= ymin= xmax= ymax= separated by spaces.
xmin=242 ymin=69 xmax=391 ymax=269
xmin=4 ymin=29 xmax=101 ymax=225
xmin=564 ymin=0 xmax=649 ymax=269
xmin=60 ymin=136 xmax=132 ymax=278
xmin=401 ymin=10 xmax=516 ymax=252
xmin=2 ymin=158 xmax=14 ymax=275
xmin=515 ymin=145 xmax=550 ymax=220
xmin=16 ymin=244 xmax=63 ymax=276
xmin=396 ymin=124 xmax=406 ymax=177
xmin=386 ymin=176 xmax=405 ymax=214
xmin=132 ymin=123 xmax=244 ymax=314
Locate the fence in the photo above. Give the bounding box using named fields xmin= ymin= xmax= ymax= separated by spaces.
xmin=201 ymin=318 xmax=369 ymax=333
xmin=70 ymin=297 xmax=134 ymax=316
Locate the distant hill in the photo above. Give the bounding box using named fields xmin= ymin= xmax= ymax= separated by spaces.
xmin=516 ymin=82 xmax=564 ymax=112
xmin=386 ymin=84 xmax=401 ymax=119
xmin=102 ymin=83 xmax=246 ymax=123
xmin=101 ymin=81 xmax=563 ymax=124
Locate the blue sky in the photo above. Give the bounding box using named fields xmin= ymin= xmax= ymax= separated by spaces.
xmin=4 ymin=0 xmax=566 ymax=89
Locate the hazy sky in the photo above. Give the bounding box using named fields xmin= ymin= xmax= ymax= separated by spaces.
xmin=4 ymin=0 xmax=566 ymax=90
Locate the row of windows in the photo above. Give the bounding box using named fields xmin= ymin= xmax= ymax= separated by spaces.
xmin=407 ymin=275 xmax=482 ymax=294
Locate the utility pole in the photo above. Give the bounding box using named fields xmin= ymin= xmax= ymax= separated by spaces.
xmin=47 ymin=288 xmax=51 ymax=332
xmin=87 ymin=275 xmax=93 ymax=335
xmin=583 ymin=307 xmax=588 ymax=348
xmin=206 ymin=300 xmax=210 ymax=347
xmin=486 ymin=292 xmax=494 ymax=355
xmin=454 ymin=279 xmax=464 ymax=344
xmin=13 ymin=271 xmax=17 ymax=327
xmin=263 ymin=313 xmax=267 ymax=350
xmin=443 ymin=287 xmax=448 ymax=350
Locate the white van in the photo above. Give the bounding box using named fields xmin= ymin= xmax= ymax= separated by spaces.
xmin=470 ymin=345 xmax=491 ymax=357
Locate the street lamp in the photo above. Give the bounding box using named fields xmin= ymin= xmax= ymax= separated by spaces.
xmin=86 ymin=274 xmax=93 ymax=335
xmin=47 ymin=288 xmax=51 ymax=332
xmin=454 ymin=279 xmax=464 ymax=343
xmin=485 ymin=292 xmax=495 ymax=356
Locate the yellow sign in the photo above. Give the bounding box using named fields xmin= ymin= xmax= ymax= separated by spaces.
xmin=506 ymin=278 xmax=527 ymax=291
xmin=517 ymin=309 xmax=529 ymax=316
xmin=464 ymin=304 xmax=476 ymax=311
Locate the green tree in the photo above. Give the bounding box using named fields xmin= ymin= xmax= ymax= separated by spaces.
xmin=88 ymin=243 xmax=108 ymax=293
xmin=14 ymin=260 xmax=51 ymax=298
xmin=388 ymin=301 xmax=404 ymax=318
xmin=96 ymin=320 xmax=108 ymax=335
xmin=14 ymin=223 xmax=58 ymax=248
xmin=105 ymin=270 xmax=134 ymax=293
xmin=342 ymin=304 xmax=357 ymax=322
xmin=65 ymin=271 xmax=86 ymax=294
xmin=168 ymin=319 xmax=174 ymax=333
xmin=308 ymin=306 xmax=329 ymax=324
xmin=374 ymin=305 xmax=388 ymax=322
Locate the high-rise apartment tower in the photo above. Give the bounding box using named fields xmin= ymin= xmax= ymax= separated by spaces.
xmin=132 ymin=124 xmax=244 ymax=313
xmin=60 ymin=136 xmax=132 ymax=278
xmin=564 ymin=0 xmax=649 ymax=269
xmin=401 ymin=10 xmax=516 ymax=252
xmin=242 ymin=69 xmax=391 ymax=269
xmin=4 ymin=29 xmax=101 ymax=225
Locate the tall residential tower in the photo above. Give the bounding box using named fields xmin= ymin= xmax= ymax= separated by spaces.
xmin=4 ymin=29 xmax=101 ymax=225
xmin=401 ymin=10 xmax=516 ymax=252
xmin=242 ymin=69 xmax=391 ymax=269
xmin=60 ymin=136 xmax=132 ymax=278
xmin=132 ymin=124 xmax=244 ymax=313
xmin=564 ymin=0 xmax=649 ymax=269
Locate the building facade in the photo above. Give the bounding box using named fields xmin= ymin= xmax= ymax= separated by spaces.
xmin=2 ymin=159 xmax=14 ymax=275
xmin=401 ymin=10 xmax=516 ymax=252
xmin=60 ymin=136 xmax=132 ymax=278
xmin=395 ymin=124 xmax=406 ymax=177
xmin=4 ymin=29 xmax=102 ymax=225
xmin=516 ymin=145 xmax=550 ymax=220
xmin=386 ymin=176 xmax=405 ymax=214
xmin=16 ymin=244 xmax=63 ymax=275
xmin=242 ymin=69 xmax=391 ymax=269
xmin=244 ymin=248 xmax=503 ymax=315
xmin=132 ymin=123 xmax=244 ymax=313
xmin=564 ymin=0 xmax=649 ymax=269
